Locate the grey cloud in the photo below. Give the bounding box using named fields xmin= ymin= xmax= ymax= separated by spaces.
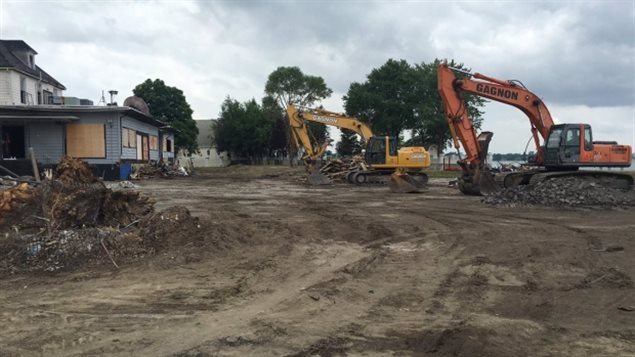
xmin=2 ymin=0 xmax=633 ymax=117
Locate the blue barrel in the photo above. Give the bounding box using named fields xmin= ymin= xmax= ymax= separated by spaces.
xmin=119 ymin=163 xmax=132 ymax=180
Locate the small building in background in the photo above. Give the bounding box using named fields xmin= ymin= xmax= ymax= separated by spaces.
xmin=178 ymin=119 xmax=229 ymax=168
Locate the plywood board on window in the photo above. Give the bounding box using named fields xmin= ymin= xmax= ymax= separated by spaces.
xmin=122 ymin=128 xmax=129 ymax=147
xmin=128 ymin=129 xmax=137 ymax=148
xmin=66 ymin=123 xmax=106 ymax=158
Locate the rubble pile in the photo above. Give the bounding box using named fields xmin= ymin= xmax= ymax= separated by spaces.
xmin=482 ymin=177 xmax=635 ymax=208
xmin=318 ymin=156 xmax=367 ymax=181
xmin=131 ymin=161 xmax=189 ymax=179
xmin=0 ymin=156 xmax=200 ymax=274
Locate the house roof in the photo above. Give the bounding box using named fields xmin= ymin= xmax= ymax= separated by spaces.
xmin=0 ymin=40 xmax=66 ymax=90
xmin=195 ymin=119 xmax=216 ymax=147
xmin=0 ymin=105 xmax=165 ymax=127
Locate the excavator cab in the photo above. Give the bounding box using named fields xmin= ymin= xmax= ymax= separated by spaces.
xmin=544 ymin=124 xmax=581 ymax=168
xmin=364 ymin=136 xmax=398 ymax=165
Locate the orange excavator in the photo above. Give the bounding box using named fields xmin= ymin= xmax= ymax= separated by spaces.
xmin=437 ymin=63 xmax=633 ymax=195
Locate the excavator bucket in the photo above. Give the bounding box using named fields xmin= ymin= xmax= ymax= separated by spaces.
xmin=307 ymin=169 xmax=332 ymax=185
xmin=457 ymin=170 xmax=500 ymax=195
xmin=389 ymin=171 xmax=426 ymax=193
xmin=475 ymin=170 xmax=500 ymax=195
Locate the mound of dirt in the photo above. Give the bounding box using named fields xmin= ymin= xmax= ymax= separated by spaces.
xmin=482 ymin=177 xmax=635 ymax=208
xmin=138 ymin=206 xmax=202 ymax=250
xmin=0 ymin=157 xmax=203 ymax=274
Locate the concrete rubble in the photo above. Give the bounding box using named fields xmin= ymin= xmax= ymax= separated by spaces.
xmin=130 ymin=161 xmax=190 ymax=179
xmin=482 ymin=176 xmax=635 ymax=208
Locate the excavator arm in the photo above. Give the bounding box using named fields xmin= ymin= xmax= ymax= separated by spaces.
xmin=287 ymin=104 xmax=374 ymax=162
xmin=286 ymin=104 xmax=375 ymax=185
xmin=438 ymin=63 xmax=555 ymax=167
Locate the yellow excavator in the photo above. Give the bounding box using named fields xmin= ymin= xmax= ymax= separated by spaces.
xmin=286 ymin=104 xmax=432 ymax=193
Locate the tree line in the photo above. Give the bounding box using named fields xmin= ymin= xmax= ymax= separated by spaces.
xmin=130 ymin=58 xmax=486 ymax=163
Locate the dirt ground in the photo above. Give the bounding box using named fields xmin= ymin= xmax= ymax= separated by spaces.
xmin=1 ymin=166 xmax=634 ymax=356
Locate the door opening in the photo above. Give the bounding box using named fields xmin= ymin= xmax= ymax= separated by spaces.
xmin=1 ymin=126 xmax=26 ymax=159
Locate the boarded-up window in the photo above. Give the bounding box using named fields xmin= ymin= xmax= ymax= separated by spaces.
xmin=122 ymin=128 xmax=137 ymax=148
xmin=122 ymin=128 xmax=129 ymax=147
xmin=66 ymin=123 xmax=106 ymax=158
xmin=128 ymin=129 xmax=136 ymax=148
xmin=150 ymin=135 xmax=158 ymax=150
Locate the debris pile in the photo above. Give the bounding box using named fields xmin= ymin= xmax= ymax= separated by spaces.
xmin=318 ymin=156 xmax=367 ymax=182
xmin=0 ymin=156 xmax=200 ymax=274
xmin=482 ymin=177 xmax=635 ymax=208
xmin=130 ymin=161 xmax=189 ymax=179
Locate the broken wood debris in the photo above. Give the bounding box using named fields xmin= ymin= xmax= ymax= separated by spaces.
xmin=317 ymin=156 xmax=366 ymax=181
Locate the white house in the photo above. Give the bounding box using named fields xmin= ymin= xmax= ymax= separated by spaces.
xmin=0 ymin=40 xmax=66 ymax=105
xmin=178 ymin=119 xmax=229 ymax=168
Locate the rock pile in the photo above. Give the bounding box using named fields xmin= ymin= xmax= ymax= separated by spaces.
xmin=482 ymin=177 xmax=635 ymax=208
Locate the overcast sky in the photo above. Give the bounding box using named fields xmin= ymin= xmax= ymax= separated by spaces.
xmin=1 ymin=0 xmax=633 ymax=153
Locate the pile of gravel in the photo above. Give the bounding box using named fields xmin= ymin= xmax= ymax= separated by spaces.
xmin=482 ymin=177 xmax=635 ymax=208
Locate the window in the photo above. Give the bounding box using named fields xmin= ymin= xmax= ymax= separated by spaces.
xmin=150 ymin=135 xmax=159 ymax=150
xmin=166 ymin=138 xmax=172 ymax=152
xmin=20 ymin=76 xmax=27 ymax=104
xmin=122 ymin=128 xmax=137 ymax=148
xmin=584 ymin=127 xmax=593 ymax=151
xmin=128 ymin=129 xmax=137 ymax=148
xmin=122 ymin=128 xmax=129 ymax=147
xmin=389 ymin=138 xmax=398 ymax=156
xmin=546 ymin=128 xmax=562 ymax=148
xmin=66 ymin=123 xmax=106 ymax=158
xmin=43 ymin=89 xmax=53 ymax=104
xmin=29 ymin=54 xmax=34 ymax=68
xmin=565 ymin=128 xmax=580 ymax=146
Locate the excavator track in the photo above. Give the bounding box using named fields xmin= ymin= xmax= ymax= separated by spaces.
xmin=348 ymin=170 xmax=429 ymax=189
xmin=527 ymin=170 xmax=634 ymax=190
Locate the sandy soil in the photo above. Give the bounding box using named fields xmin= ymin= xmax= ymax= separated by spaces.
xmin=1 ymin=166 xmax=634 ymax=356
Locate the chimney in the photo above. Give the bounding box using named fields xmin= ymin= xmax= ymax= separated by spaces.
xmin=107 ymin=90 xmax=118 ymax=106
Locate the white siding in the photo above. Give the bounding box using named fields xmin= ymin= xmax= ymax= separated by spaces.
xmin=180 ymin=146 xmax=229 ymax=168
xmin=0 ymin=69 xmax=63 ymax=105
xmin=0 ymin=71 xmax=11 ymax=104
xmin=9 ymin=71 xmax=21 ymax=104
xmin=161 ymin=132 xmax=175 ymax=159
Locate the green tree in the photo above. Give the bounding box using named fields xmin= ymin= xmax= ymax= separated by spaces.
xmin=262 ymin=95 xmax=287 ymax=156
xmin=344 ymin=59 xmax=421 ymax=136
xmin=132 ymin=79 xmax=198 ymax=153
xmin=213 ymin=97 xmax=274 ymax=163
xmin=264 ymin=66 xmax=333 ymax=164
xmin=344 ymin=59 xmax=485 ymax=158
xmin=336 ymin=129 xmax=362 ymax=157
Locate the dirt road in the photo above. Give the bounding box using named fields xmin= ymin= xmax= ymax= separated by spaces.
xmin=1 ymin=167 xmax=634 ymax=356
